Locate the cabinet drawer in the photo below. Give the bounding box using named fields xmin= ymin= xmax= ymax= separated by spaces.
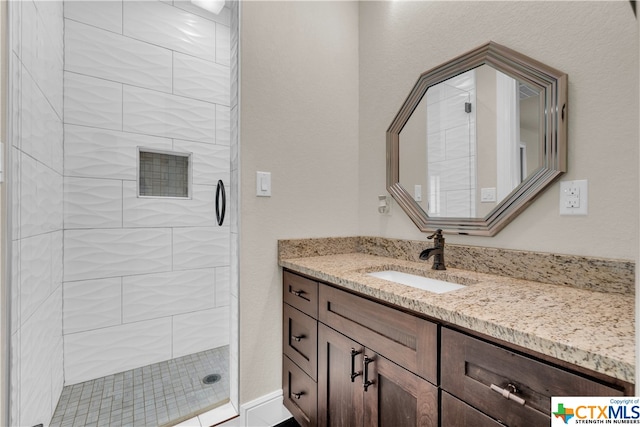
xmin=284 ymin=271 xmax=318 ymax=318
xmin=319 ymin=284 xmax=438 ymax=384
xmin=283 ymin=355 xmax=317 ymax=427
xmin=283 ymin=303 xmax=318 ymax=380
xmin=441 ymin=328 xmax=624 ymax=427
xmin=441 ymin=392 xmax=503 ymax=427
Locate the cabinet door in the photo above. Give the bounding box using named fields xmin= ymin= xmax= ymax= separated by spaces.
xmin=318 ymin=324 xmax=364 ymax=427
xmin=363 ymin=351 xmax=438 ymax=427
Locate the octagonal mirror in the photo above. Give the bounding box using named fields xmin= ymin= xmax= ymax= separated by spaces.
xmin=387 ymin=42 xmax=567 ymax=236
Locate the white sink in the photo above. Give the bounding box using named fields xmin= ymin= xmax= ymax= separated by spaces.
xmin=367 ymin=270 xmax=466 ymax=294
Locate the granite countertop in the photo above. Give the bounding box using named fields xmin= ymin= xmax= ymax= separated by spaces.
xmin=279 ymin=251 xmax=635 ymax=384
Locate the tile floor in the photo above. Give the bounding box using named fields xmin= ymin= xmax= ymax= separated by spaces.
xmin=50 ymin=346 xmax=229 ymax=427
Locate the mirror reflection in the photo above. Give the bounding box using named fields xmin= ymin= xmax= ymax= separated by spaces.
xmin=399 ymin=65 xmax=543 ymax=219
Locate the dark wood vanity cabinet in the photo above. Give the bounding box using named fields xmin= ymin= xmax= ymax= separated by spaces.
xmin=440 ymin=327 xmax=625 ymax=427
xmin=282 ymin=270 xmax=632 ymax=427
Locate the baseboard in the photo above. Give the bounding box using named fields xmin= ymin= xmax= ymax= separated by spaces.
xmin=216 ymin=390 xmax=292 ymax=427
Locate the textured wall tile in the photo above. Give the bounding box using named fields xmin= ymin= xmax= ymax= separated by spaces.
xmin=21 ymin=67 xmax=60 ymax=169
xmin=173 ymin=0 xmax=231 ymax=25
xmin=11 ymin=242 xmax=20 ymax=334
xmin=64 ymin=177 xmax=123 ymax=229
xmin=216 ymin=23 xmax=230 ymax=66
xmin=173 ymin=227 xmax=230 ymax=270
xmin=172 ymin=307 xmax=229 ymax=358
xmin=215 ymin=266 xmax=231 ymax=306
xmin=12 ymin=147 xmax=21 ymax=240
xmin=123 ymin=269 xmax=215 ymax=323
xmin=123 ymin=182 xmax=216 ymax=228
xmin=63 ymin=278 xmax=122 ymax=334
xmin=10 ymin=330 xmax=20 ymax=427
xmin=123 ymin=1 xmax=215 ymax=61
xmin=174 ymin=52 xmax=230 ymax=105
xmin=64 ymin=72 xmax=122 ymax=131
xmin=173 ymin=139 xmax=230 ymax=186
xmin=20 ymin=233 xmax=52 ymax=322
xmin=51 ymin=231 xmax=63 ymax=289
xmin=123 ymin=86 xmax=216 ymax=143
xmin=40 ymin=164 xmax=64 ymax=233
xmin=65 ymin=124 xmax=172 ymax=180
xmin=64 ymin=228 xmax=172 ymax=282
xmin=65 ymin=19 xmax=172 ymax=93
xmin=216 ymin=105 xmax=230 ymax=145
xmin=64 ymin=1 xmax=123 ymax=33
xmin=64 ymin=317 xmax=172 ymax=385
xmin=21 ymin=0 xmax=64 ymax=118
xmin=21 ymin=157 xmax=63 ymax=237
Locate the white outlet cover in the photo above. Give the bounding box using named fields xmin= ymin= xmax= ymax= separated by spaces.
xmin=559 ymin=180 xmax=588 ymax=215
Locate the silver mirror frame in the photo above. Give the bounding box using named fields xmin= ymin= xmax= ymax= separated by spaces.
xmin=387 ymin=41 xmax=568 ymax=236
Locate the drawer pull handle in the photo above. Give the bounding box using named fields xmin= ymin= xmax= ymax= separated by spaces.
xmin=490 ymin=383 xmax=525 ymax=406
xmin=291 ymin=334 xmax=305 ymax=342
xmin=363 ymin=355 xmax=375 ymax=391
xmin=292 ymin=289 xmax=304 ymax=297
xmin=292 ymin=391 xmax=304 ymax=400
xmin=350 ymin=348 xmax=362 ymax=382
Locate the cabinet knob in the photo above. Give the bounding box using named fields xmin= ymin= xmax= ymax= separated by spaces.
xmin=291 ymin=334 xmax=304 ymax=342
xmin=292 ymin=289 xmax=304 ymax=297
xmin=292 ymin=391 xmax=304 ymax=400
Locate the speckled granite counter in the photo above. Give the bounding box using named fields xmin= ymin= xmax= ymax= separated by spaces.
xmin=278 ymin=237 xmax=635 ymax=385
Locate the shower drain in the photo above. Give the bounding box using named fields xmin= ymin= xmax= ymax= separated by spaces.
xmin=202 ymin=373 xmax=221 ymax=385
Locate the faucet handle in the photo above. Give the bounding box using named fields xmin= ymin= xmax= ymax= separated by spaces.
xmin=427 ymin=229 xmax=443 ymax=240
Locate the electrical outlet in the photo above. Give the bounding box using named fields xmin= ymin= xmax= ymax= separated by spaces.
xmin=559 ymin=180 xmax=588 ymax=215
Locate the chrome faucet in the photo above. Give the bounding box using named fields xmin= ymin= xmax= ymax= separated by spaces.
xmin=419 ymin=229 xmax=446 ymax=270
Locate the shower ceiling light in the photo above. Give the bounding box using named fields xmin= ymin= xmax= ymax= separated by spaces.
xmin=191 ymin=0 xmax=225 ymax=15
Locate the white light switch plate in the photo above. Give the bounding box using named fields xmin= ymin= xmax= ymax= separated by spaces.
xmin=559 ymin=180 xmax=588 ymax=215
xmin=256 ymin=171 xmax=271 ymax=197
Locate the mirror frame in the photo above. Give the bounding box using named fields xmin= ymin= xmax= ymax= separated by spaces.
xmin=387 ymin=41 xmax=568 ymax=236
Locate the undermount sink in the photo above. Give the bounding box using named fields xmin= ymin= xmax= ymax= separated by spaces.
xmin=367 ymin=270 xmax=466 ymax=294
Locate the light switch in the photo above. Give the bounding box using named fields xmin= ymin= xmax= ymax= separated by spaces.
xmin=481 ymin=187 xmax=497 ymax=203
xmin=256 ymin=171 xmax=271 ymax=197
xmin=414 ymin=185 xmax=422 ymax=202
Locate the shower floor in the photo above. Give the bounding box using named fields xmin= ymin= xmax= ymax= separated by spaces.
xmin=50 ymin=346 xmax=229 ymax=427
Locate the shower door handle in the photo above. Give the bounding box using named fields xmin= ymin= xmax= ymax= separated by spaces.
xmin=215 ymin=180 xmax=226 ymax=226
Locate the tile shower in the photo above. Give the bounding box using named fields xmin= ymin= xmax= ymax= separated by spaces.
xmin=8 ymin=1 xmax=238 ymax=426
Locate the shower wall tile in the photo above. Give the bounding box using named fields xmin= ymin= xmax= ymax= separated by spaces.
xmin=21 ymin=0 xmax=64 ymax=118
xmin=11 ymin=242 xmax=20 ymax=334
xmin=20 ymin=287 xmax=61 ymax=427
xmin=65 ymin=19 xmax=173 ymax=93
xmin=173 ymin=227 xmax=230 ymax=270
xmin=122 ymin=182 xmax=216 ymax=228
xmin=123 ymin=85 xmax=216 ymax=143
xmin=20 ymin=232 xmax=52 ymax=322
xmin=173 ymin=139 xmax=230 ymax=186
xmin=64 ymin=317 xmax=173 ymax=385
xmin=52 ymin=231 xmax=63 ymax=289
xmin=123 ymin=1 xmax=216 ymax=61
xmin=173 ymin=52 xmax=230 ymax=105
xmin=64 ymin=0 xmax=123 ymax=33
xmin=10 ymin=330 xmax=20 ymax=427
xmin=215 ymin=266 xmax=231 ymax=307
xmin=173 ymin=1 xmax=231 ymax=25
xmin=65 ymin=124 xmax=172 ymax=180
xmin=64 ymin=72 xmax=123 ymax=131
xmin=122 ymin=269 xmax=215 ymax=323
xmin=12 ymin=147 xmax=21 ymax=240
xmin=216 ymin=105 xmax=231 ymax=145
xmin=216 ymin=24 xmax=231 ymax=66
xmin=22 ymin=156 xmax=63 ymax=238
xmin=172 ymin=307 xmax=230 ymax=358
xmin=21 ymin=67 xmax=63 ymax=170
xmin=63 ymin=278 xmax=122 ymax=334
xmin=64 ymin=228 xmax=172 ymax=282
xmin=64 ymin=177 xmax=123 ymax=229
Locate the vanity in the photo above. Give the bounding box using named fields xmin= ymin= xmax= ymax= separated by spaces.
xmin=279 ymin=42 xmax=633 ymax=426
xmin=279 ymin=238 xmax=634 ymax=427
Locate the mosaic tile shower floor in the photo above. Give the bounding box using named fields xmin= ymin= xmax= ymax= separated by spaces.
xmin=50 ymin=346 xmax=229 ymax=427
